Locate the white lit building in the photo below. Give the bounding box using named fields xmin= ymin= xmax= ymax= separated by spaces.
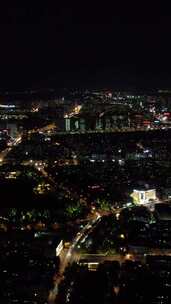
xmin=131 ymin=188 xmax=156 ymax=204
xmin=65 ymin=116 xmax=71 ymax=131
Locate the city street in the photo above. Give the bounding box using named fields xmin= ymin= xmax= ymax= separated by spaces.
xmin=0 ymin=135 xmax=22 ymax=162
xmin=48 ymin=214 xmax=101 ymax=303
xmin=48 ymin=204 xmax=171 ymax=303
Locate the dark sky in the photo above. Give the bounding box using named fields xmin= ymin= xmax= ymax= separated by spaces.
xmin=0 ymin=2 xmax=171 ymax=89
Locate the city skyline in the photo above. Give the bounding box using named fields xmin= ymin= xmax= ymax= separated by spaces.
xmin=1 ymin=3 xmax=171 ymax=303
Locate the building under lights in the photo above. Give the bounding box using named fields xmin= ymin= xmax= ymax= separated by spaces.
xmin=131 ymin=188 xmax=157 ymax=205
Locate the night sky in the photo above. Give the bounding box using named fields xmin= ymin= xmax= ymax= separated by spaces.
xmin=0 ymin=2 xmax=171 ymax=89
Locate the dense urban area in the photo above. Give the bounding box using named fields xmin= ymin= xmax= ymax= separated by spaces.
xmin=1 ymin=88 xmax=171 ymax=303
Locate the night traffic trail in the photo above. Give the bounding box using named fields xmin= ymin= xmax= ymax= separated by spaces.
xmin=0 ymin=135 xmax=22 ymax=162
xmin=48 ymin=205 xmax=171 ymax=303
xmin=48 ymin=214 xmax=101 ymax=303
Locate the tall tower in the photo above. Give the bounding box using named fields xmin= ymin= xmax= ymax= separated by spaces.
xmin=65 ymin=116 xmax=71 ymax=132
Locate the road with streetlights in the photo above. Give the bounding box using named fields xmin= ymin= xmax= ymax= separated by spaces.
xmin=48 ymin=201 xmax=171 ymax=303
xmin=0 ymin=135 xmax=22 ymax=163
xmin=48 ymin=213 xmax=101 ymax=303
